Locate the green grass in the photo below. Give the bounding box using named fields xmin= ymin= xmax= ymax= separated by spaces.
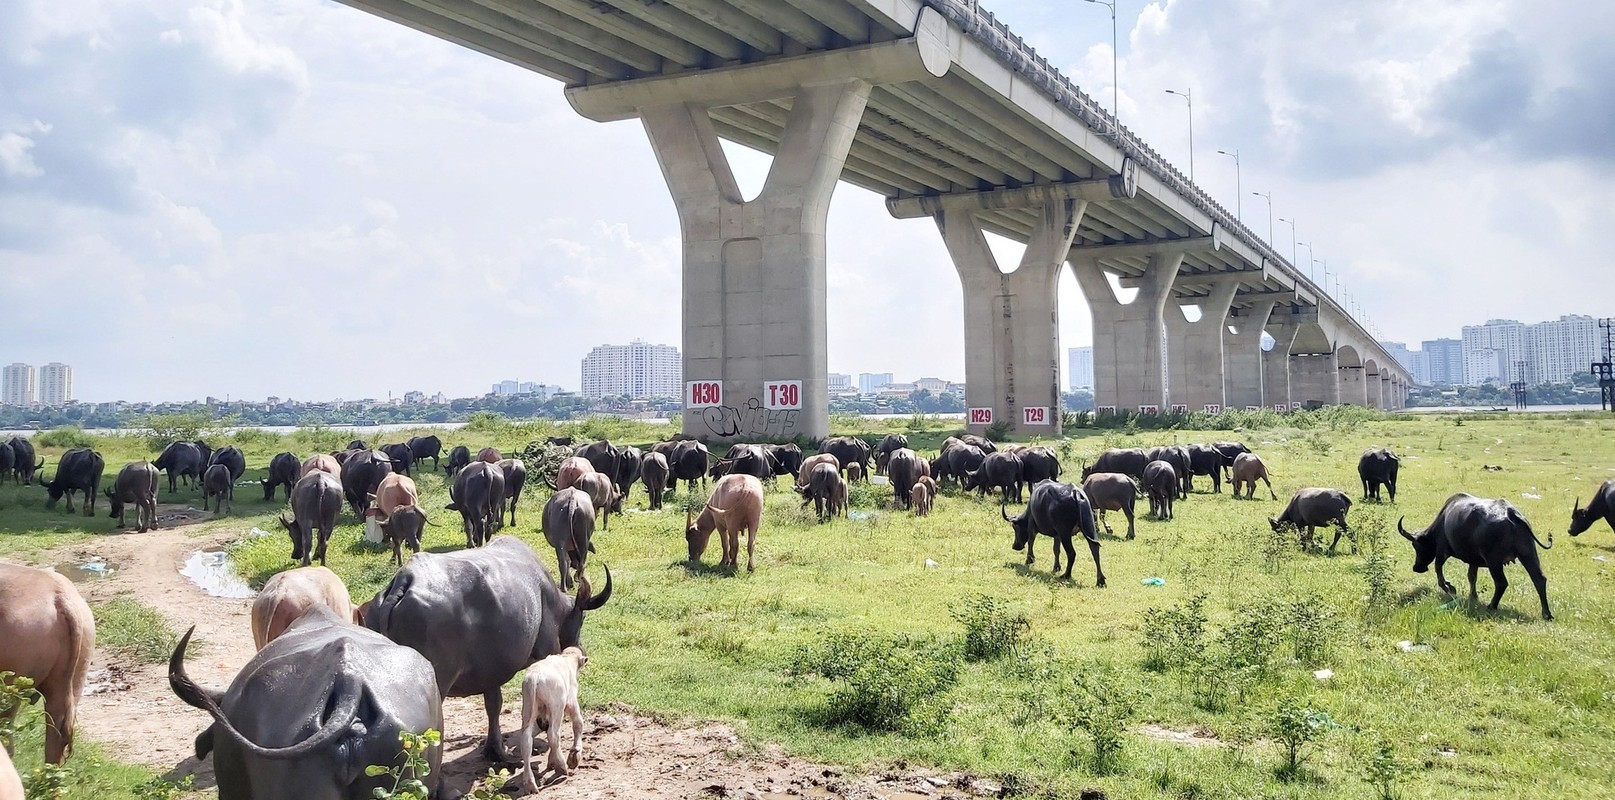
xmin=5 ymin=708 xmax=173 ymax=800
xmin=92 ymin=598 xmax=179 ymax=665
xmin=7 ymin=414 xmax=1615 ymax=799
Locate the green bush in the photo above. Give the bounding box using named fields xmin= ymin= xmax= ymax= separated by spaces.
xmin=367 ymin=728 xmax=441 ymax=799
xmin=788 ymin=630 xmax=959 ymax=734
xmin=1056 ymin=663 xmax=1138 ymax=774
xmin=1268 ymin=690 xmax=1338 ymax=780
xmin=93 ymin=598 xmax=178 ymax=664
xmin=1358 ymin=729 xmax=1409 ymax=799
xmin=1139 ymin=592 xmax=1207 ymax=674
xmin=33 ymin=427 xmax=96 ymax=449
xmin=951 ymin=594 xmax=1031 ymax=661
xmin=141 ymin=410 xmax=224 ymax=450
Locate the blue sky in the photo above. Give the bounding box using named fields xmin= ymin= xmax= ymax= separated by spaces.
xmin=2 ymin=0 xmax=1611 ymax=402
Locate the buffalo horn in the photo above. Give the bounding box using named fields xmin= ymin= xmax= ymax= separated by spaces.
xmin=1397 ymin=516 xmax=1415 ymax=541
xmin=1573 ymin=497 xmax=1582 ymax=515
xmin=1001 ymin=503 xmax=1011 ymax=522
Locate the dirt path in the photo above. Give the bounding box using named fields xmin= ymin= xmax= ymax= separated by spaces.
xmin=34 ymin=511 xmax=1007 ymax=800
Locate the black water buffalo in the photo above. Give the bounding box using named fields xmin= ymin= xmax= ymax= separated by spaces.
xmin=886 ymin=448 xmax=924 ymax=509
xmin=640 ymin=452 xmax=669 ymax=510
xmin=497 ymin=458 xmax=527 ymax=526
xmin=959 ymin=434 xmax=997 ymax=454
xmin=575 ymin=440 xmax=621 ymax=478
xmin=1143 ymin=460 xmax=1177 ymax=521
xmin=1082 ymin=448 xmax=1148 ymax=482
xmin=797 ymin=461 xmax=842 ymax=523
xmin=966 ymin=450 xmax=1024 ymax=504
xmin=346 ymin=439 xmax=368 ymax=450
xmin=7 ymin=437 xmax=42 ymax=485
xmin=667 ymin=439 xmax=709 ymax=496
xmin=763 ymin=443 xmax=803 ymax=478
xmin=192 ymin=440 xmax=214 ymax=469
xmin=380 ymin=443 xmax=415 ymax=476
xmin=545 ymin=436 xmax=575 ymax=447
xmin=340 ymin=450 xmax=393 ymax=521
xmin=105 ymin=461 xmax=159 ymax=532
xmin=170 ymin=607 xmax=443 ymax=800
xmin=207 ymin=446 xmax=246 ymax=483
xmin=819 ymin=436 xmax=872 ymax=479
xmin=203 ymin=464 xmax=233 ymax=515
xmin=153 ymin=441 xmax=205 ymax=493
xmin=612 ymin=446 xmax=642 ymax=502
xmin=1569 ymin=478 xmax=1615 ymax=538
xmin=1185 ymin=444 xmax=1224 ymax=493
xmin=934 ymin=443 xmax=986 ymax=488
xmin=261 ymin=452 xmax=300 ymax=501
xmin=1019 ymin=446 xmax=1062 ymax=484
xmin=1146 ymin=445 xmax=1191 ymax=498
xmin=360 ymin=536 xmax=611 ymax=763
xmin=710 ymin=444 xmax=775 ymax=482
xmin=1270 ymin=488 xmax=1353 ymax=552
xmin=0 ymin=439 xmax=12 ymax=485
xmin=45 ymin=448 xmax=104 ymax=516
xmin=542 ymin=487 xmax=596 ymax=590
xmin=408 ymin=435 xmax=442 ymax=471
xmin=446 ymin=461 xmax=498 ymax=548
xmin=280 ymin=472 xmax=343 ymax=566
xmin=443 ymin=444 xmax=471 ymax=475
xmin=1211 ymin=441 xmax=1252 ymax=480
xmin=1358 ymin=448 xmax=1400 ymax=502
xmin=1081 ymin=473 xmax=1137 ymax=539
xmin=876 ymin=433 xmax=908 ymax=460
xmin=1004 ymin=480 xmax=1104 ymax=585
xmin=1400 ymin=493 xmax=1554 ymax=620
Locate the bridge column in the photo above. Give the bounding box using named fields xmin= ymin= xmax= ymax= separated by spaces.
xmin=1380 ymin=374 xmax=1394 ymax=410
xmin=1223 ymin=300 xmax=1276 ymax=410
xmin=1289 ymin=352 xmax=1339 ymax=408
xmin=1263 ymin=310 xmax=1301 ymax=410
xmin=1164 ymin=282 xmax=1238 ymax=413
xmin=1071 ymin=253 xmax=1183 ymax=413
xmin=938 ymin=199 xmax=1085 ymax=437
xmin=1339 ymin=364 xmax=1370 ymax=406
xmin=641 ymin=82 xmax=871 ymax=442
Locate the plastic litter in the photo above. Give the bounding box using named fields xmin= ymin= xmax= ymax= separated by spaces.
xmin=848 ymin=511 xmax=872 ymax=520
xmin=247 ymin=527 xmax=271 ymax=539
xmin=1397 ymin=640 xmax=1432 ymax=653
xmin=1141 ymin=577 xmax=1166 ymax=586
xmin=1313 ymin=669 xmax=1334 ymax=681
xmin=871 ymin=475 xmax=890 ymax=486
xmin=1521 ymin=492 xmax=1541 ymax=500
xmin=1440 ymin=599 xmax=1462 ymax=610
xmin=363 ymin=518 xmax=385 ymax=544
xmin=924 ymin=559 xmax=938 ymax=569
xmin=79 ymin=561 xmax=109 ymax=575
xmin=1594 ymin=556 xmax=1607 ymax=562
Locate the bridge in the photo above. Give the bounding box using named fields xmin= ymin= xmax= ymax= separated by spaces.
xmin=335 ymin=0 xmax=1415 ymax=439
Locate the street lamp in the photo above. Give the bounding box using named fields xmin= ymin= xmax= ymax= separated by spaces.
xmin=1297 ymin=241 xmax=1314 ymax=281
xmin=1251 ymin=191 xmax=1273 ymax=245
xmin=1278 ymin=217 xmax=1297 ymax=268
xmin=1316 ymin=259 xmax=1330 ymax=299
xmin=1165 ymin=88 xmax=1193 ymax=180
xmin=1216 ymin=149 xmax=1241 ymax=220
xmin=1085 ymin=0 xmax=1118 ymax=132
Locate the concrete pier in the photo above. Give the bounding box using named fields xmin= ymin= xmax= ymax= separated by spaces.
xmin=1164 ymin=280 xmax=1239 ymax=412
xmin=1071 ymin=253 xmax=1182 ymax=414
xmin=1224 ymin=300 xmax=1276 ymax=410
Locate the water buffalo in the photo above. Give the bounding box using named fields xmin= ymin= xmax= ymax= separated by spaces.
xmin=687 ymin=474 xmax=766 ymax=572
xmin=1081 ymin=473 xmax=1137 ymax=539
xmin=300 ymin=453 xmax=340 ymax=479
xmin=7 ymin=437 xmax=42 ymax=485
xmin=477 ymin=446 xmax=502 ymax=464
xmin=887 ymin=448 xmax=924 ymax=509
xmin=797 ymin=461 xmax=842 ymax=522
xmin=545 ymin=436 xmax=575 ymax=447
xmin=794 ymin=453 xmax=837 ymax=488
xmin=360 ymin=536 xmax=611 ymax=763
xmin=513 ymin=647 xmax=587 ymax=793
xmin=105 ymin=460 xmax=159 ymax=532
xmin=1211 ymin=441 xmax=1252 ymax=480
xmin=250 ymin=566 xmax=356 ymax=649
xmin=710 ymin=443 xmax=776 ymax=482
xmin=668 ymin=439 xmax=710 ymax=496
xmin=959 ymin=433 xmax=997 ymax=454
xmin=574 ymin=440 xmax=620 ymax=478
xmin=340 ymin=449 xmax=394 ymax=521
xmin=934 ymin=443 xmax=986 ymax=489
xmin=542 ymin=487 xmax=596 ymax=589
xmin=444 ymin=444 xmax=471 ymax=475
xmin=202 ymin=464 xmax=233 ymax=515
xmin=346 ymin=439 xmax=369 ymax=450
xmin=1358 ymin=448 xmax=1400 ymax=502
xmin=1231 ymin=452 xmax=1277 ymax=500
xmin=208 ymin=446 xmax=247 ymax=482
xmin=1081 ymin=448 xmax=1148 ymax=482
xmin=612 ymin=446 xmax=642 ymax=502
xmin=1143 ymin=460 xmax=1177 ymax=521
xmin=1146 ymin=445 xmax=1191 ymax=498
xmin=261 ymin=451 xmax=300 ymax=501
xmin=408 ymin=435 xmax=442 ymax=471
xmin=45 ymin=447 xmax=104 ymax=516
xmin=193 ymin=440 xmax=214 ymax=469
xmin=1400 ymin=493 xmax=1554 ymax=620
xmin=447 ymin=461 xmax=499 ymax=548
xmin=0 ymin=563 xmax=95 ymax=764
xmin=170 ymin=608 xmax=443 ymax=800
xmin=1568 ymin=478 xmax=1615 ymax=538
xmin=1004 ymin=480 xmax=1104 ymax=585
xmin=498 ymin=458 xmax=528 ymax=526
xmin=1181 ymin=444 xmax=1224 ymax=493
xmin=280 ymin=471 xmax=344 ymax=567
xmin=1270 ymin=488 xmax=1353 ymax=552
xmin=571 ymin=472 xmax=619 ymax=532
xmin=965 ymin=450 xmax=1024 ymax=504
xmin=876 ymin=433 xmax=909 ymax=466
xmin=1019 ymin=446 xmax=1062 ymax=485
xmin=0 ymin=440 xmax=12 ymax=485
xmin=153 ymin=440 xmax=205 ymax=493
xmin=819 ymin=436 xmax=872 ymax=479
xmin=640 ymin=451 xmax=669 ymax=510
xmin=368 ymin=474 xmax=428 ymax=566
xmin=380 ymin=443 xmax=415 ymax=476
xmin=763 ymin=443 xmax=804 ymax=478
xmin=550 ymin=456 xmax=595 ymax=491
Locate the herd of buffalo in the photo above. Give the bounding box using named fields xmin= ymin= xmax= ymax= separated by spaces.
xmin=2 ymin=427 xmax=1614 ymax=799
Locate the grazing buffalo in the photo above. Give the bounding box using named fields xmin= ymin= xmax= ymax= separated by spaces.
xmin=1231 ymin=452 xmax=1277 ymax=500
xmin=208 ymin=446 xmax=247 ymax=482
xmin=1271 ymin=488 xmax=1353 ymax=552
xmin=1146 ymin=445 xmax=1191 ymax=498
xmin=203 ymin=464 xmax=233 ymax=515
xmin=1400 ymin=493 xmax=1554 ymax=620
xmin=1082 ymin=473 xmax=1137 ymax=539
xmin=819 ymin=436 xmax=872 ymax=479
xmin=368 ymin=474 xmax=428 ymax=566
xmin=846 ymin=462 xmax=865 ymax=483
xmin=795 ymin=453 xmax=838 ymax=488
xmin=574 ymin=440 xmax=620 ymax=478
xmin=250 ymin=566 xmax=356 ymax=649
xmin=546 ymin=436 xmax=575 ymax=447
xmin=612 ymin=446 xmax=642 ymax=502
xmin=477 ymin=446 xmax=502 ymax=464
xmin=1019 ymin=446 xmax=1062 ymax=484
xmin=1358 ymin=448 xmax=1401 ymax=502
xmin=193 ymin=440 xmax=214 ymax=469
xmin=1568 ymin=478 xmax=1615 ymax=538
xmin=0 ymin=563 xmax=96 ymax=764
xmin=261 ymin=451 xmax=301 ymax=501
xmin=0 ymin=440 xmax=12 ymax=486
xmin=912 ymin=477 xmax=934 ymax=517
xmin=498 ymin=458 xmax=528 ymax=526
xmin=340 ymin=449 xmax=394 ymax=521
xmin=542 ymin=488 xmax=597 ymax=590
xmin=1211 ymin=441 xmax=1252 ymax=480
xmin=360 ymin=536 xmax=611 ymax=763
xmin=640 ymin=451 xmax=669 ymax=510
xmin=447 ymin=461 xmax=499 ymax=548
xmin=959 ymin=433 xmax=997 ymax=454
xmin=876 ymin=434 xmax=909 ymax=467
xmin=798 ymin=461 xmax=842 ymax=523
xmin=45 ymin=448 xmax=105 ymax=516
xmin=443 ymin=444 xmax=471 ymax=475
xmin=934 ymin=443 xmax=986 ymax=489
xmin=153 ymin=441 xmax=205 ymax=493
xmin=1004 ymin=480 xmax=1104 ymax=586
xmin=105 ymin=460 xmax=159 ymax=532
xmin=1143 ymin=460 xmax=1177 ymax=521
xmin=687 ymin=474 xmax=766 ymax=572
xmin=887 ymin=448 xmax=924 ymax=509
xmin=347 ymin=439 xmax=369 ymax=450
xmin=280 ymin=472 xmax=344 ymax=567
xmin=1185 ymin=444 xmax=1225 ymax=493
xmin=1082 ymin=448 xmax=1149 ymax=483
xmin=551 ymin=456 xmax=595 ymax=491
xmin=668 ymin=439 xmax=710 ymax=496
xmin=408 ymin=435 xmax=443 ymax=471
xmin=7 ymin=437 xmax=42 ymax=485
xmin=965 ymin=450 xmax=1024 ymax=504
xmin=763 ymin=443 xmax=804 ymax=478
xmin=170 ymin=609 xmax=443 ymax=800
xmin=571 ymin=472 xmax=619 ymax=532
xmin=380 ymin=443 xmax=415 ymax=476
xmin=710 ymin=443 xmax=776 ymax=482
xmin=299 ymin=453 xmax=340 ymax=479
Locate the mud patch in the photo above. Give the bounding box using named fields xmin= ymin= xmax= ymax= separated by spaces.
xmin=1139 ymin=723 xmax=1222 ymax=747
xmin=82 ymin=665 xmax=133 ymax=696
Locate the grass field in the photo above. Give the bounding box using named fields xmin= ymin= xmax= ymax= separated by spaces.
xmin=4 ymin=411 xmax=1615 ymax=799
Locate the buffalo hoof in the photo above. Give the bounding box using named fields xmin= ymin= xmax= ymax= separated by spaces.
xmin=482 ymin=741 xmax=508 ymax=764
xmin=1542 ymin=612 xmax=1554 ymax=621
xmin=1439 ymin=582 xmax=1456 ymax=595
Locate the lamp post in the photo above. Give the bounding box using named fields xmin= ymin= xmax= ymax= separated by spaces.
xmin=1216 ymin=149 xmax=1241 ymax=220
xmin=1165 ymin=88 xmax=1193 ymax=180
xmin=1251 ymin=190 xmax=1273 ymax=245
xmin=1085 ymin=0 xmax=1118 ymax=132
xmin=1278 ymin=217 xmax=1297 ymax=268
xmin=1298 ymin=241 xmax=1314 ymax=282
xmin=1316 ymin=259 xmax=1330 ymax=300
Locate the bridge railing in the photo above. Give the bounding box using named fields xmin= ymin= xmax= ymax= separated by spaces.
xmin=922 ymin=1 xmax=1364 ymax=338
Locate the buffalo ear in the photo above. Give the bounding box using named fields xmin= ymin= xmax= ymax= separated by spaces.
xmin=354 ymin=600 xmax=372 ymax=625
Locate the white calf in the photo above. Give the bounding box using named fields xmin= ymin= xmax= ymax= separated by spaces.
xmin=512 ymin=646 xmax=588 ymax=794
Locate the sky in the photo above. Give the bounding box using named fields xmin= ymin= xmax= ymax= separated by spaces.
xmin=2 ymin=0 xmax=1612 ymax=403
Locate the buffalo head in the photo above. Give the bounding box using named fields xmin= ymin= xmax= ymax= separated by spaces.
xmin=685 ymin=507 xmax=713 ymax=562
xmin=1398 ymin=516 xmax=1437 ymax=573
xmin=1568 ymin=498 xmax=1594 ymax=537
xmin=1004 ymin=503 xmax=1033 ymax=551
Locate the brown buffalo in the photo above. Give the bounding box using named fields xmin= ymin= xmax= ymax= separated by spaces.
xmin=477 ymin=446 xmax=502 ymax=464
xmin=0 ymin=563 xmax=96 ymax=764
xmin=300 ymin=453 xmax=341 ymax=479
xmin=552 ymin=456 xmax=595 ymax=491
xmin=687 ymin=474 xmax=765 ymax=572
xmin=250 ymin=566 xmax=357 ymax=650
xmin=1231 ymin=452 xmax=1278 ymax=500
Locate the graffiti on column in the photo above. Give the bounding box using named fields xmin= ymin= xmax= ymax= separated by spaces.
xmin=702 ymin=398 xmax=801 ymax=438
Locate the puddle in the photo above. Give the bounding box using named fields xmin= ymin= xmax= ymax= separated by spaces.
xmin=52 ymin=560 xmax=114 ymax=582
xmin=180 ymin=550 xmax=255 ymax=598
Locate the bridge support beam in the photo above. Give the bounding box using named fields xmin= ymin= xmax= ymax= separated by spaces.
xmin=1380 ymin=375 xmax=1394 ymax=410
xmin=1223 ymin=300 xmax=1276 ymax=410
xmin=1289 ymin=352 xmax=1339 ymax=408
xmin=1071 ymin=253 xmax=1183 ymax=413
xmin=1339 ymin=364 xmax=1370 ymax=406
xmin=1263 ymin=310 xmax=1301 ymax=410
xmin=1165 ymin=282 xmax=1238 ymax=412
xmin=937 ymin=198 xmax=1085 ymax=437
xmin=641 ymin=80 xmax=871 ymax=442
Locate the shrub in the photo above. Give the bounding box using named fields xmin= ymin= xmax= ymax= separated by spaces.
xmin=1267 ymin=690 xmax=1338 ymax=780
xmin=1357 ymin=515 xmax=1396 ymax=623
xmin=142 ymin=410 xmax=224 ymax=450
xmin=1056 ymin=663 xmax=1138 ymax=774
xmin=1286 ymin=594 xmax=1343 ymax=667
xmin=367 ymin=728 xmax=441 ymax=799
xmin=788 ymin=630 xmax=959 ymax=734
xmin=33 ymin=426 xmax=96 ymax=449
xmin=1139 ymin=592 xmax=1208 ymax=674
xmin=1359 ymin=729 xmax=1409 ymax=799
xmin=951 ymin=594 xmax=1032 ymax=661
xmin=0 ymin=672 xmax=40 ymax=751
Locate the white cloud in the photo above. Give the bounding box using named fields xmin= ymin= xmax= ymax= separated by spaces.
xmin=0 ymin=131 xmax=43 ymax=177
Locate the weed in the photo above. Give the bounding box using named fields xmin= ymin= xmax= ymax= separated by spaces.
xmin=1358 ymin=729 xmax=1409 ymax=800
xmin=131 ymin=773 xmax=196 ymax=799
xmin=1138 ymin=592 xmax=1207 ymax=674
xmin=1286 ymin=594 xmax=1342 ymax=667
xmin=0 ymin=671 xmax=40 ymax=750
xmin=25 ymin=763 xmax=71 ymax=800
xmin=464 ymin=768 xmax=514 ymax=800
xmin=1055 ymin=663 xmax=1138 ymax=774
xmin=788 ymin=630 xmax=958 ymax=734
xmin=1268 ymin=690 xmax=1337 ymax=781
xmin=366 ymin=728 xmax=441 ymax=799
xmin=985 ymin=419 xmax=1012 ymax=441
xmin=1358 ymin=516 xmax=1396 ymax=624
xmin=93 ymin=598 xmax=178 ymax=664
xmin=951 ymin=594 xmax=1032 ymax=661
xmin=33 ymin=427 xmax=98 ymax=449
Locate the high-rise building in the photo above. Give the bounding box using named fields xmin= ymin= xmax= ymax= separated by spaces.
xmin=827 ymin=373 xmax=852 ymax=392
xmin=37 ymin=363 xmax=71 ymax=406
xmin=1464 ymin=347 xmax=1508 ymax=385
xmin=1067 ymin=346 xmax=1094 ymax=391
xmin=580 ymin=339 xmax=682 ymax=399
xmin=2 ymin=363 xmax=35 ymax=406
xmin=1461 ymin=319 xmax=1529 ymax=385
xmin=1410 ymin=350 xmax=1429 ymax=386
xmin=857 ymin=373 xmax=893 ymax=394
xmin=915 ymin=377 xmax=949 ymax=393
xmin=1528 ymin=314 xmax=1599 ymax=384
xmin=1420 ymin=338 xmax=1464 ymax=385
xmin=1380 ymin=342 xmax=1416 ymax=375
